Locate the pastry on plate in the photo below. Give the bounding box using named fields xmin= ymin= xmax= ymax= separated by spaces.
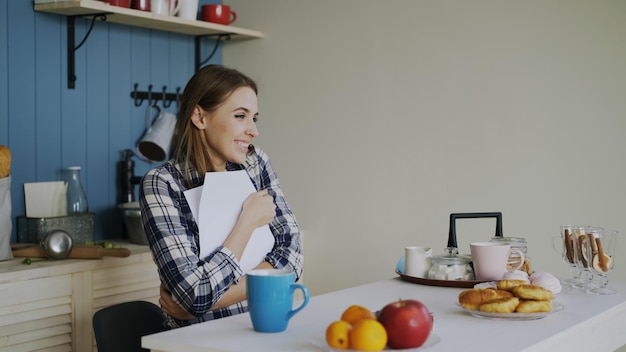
xmin=515 ymin=300 xmax=552 ymax=313
xmin=512 ymin=284 xmax=554 ymax=301
xmin=496 ymin=279 xmax=528 ymax=291
xmin=479 ymin=297 xmax=520 ymax=313
xmin=530 ymin=271 xmax=562 ymax=294
xmin=458 ymin=288 xmax=513 ymax=310
xmin=502 ymin=270 xmax=530 ymax=283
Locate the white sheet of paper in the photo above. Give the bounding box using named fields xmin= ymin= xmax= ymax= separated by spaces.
xmin=184 ymin=170 xmax=274 ymax=273
xmin=184 ymin=186 xmax=203 ymax=228
xmin=24 ymin=181 xmax=67 ymax=218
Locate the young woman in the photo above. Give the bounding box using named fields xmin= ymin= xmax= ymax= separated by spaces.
xmin=139 ymin=65 xmax=303 ymax=329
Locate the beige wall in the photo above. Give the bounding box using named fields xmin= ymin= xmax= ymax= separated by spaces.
xmin=225 ymin=0 xmax=626 ymax=296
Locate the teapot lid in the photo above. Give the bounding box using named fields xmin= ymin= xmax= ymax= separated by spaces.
xmin=490 ymin=236 xmax=526 ymax=242
xmin=431 ymin=247 xmax=472 ymax=265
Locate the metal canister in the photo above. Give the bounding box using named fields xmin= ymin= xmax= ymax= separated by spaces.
xmin=490 ymin=236 xmax=530 ymax=273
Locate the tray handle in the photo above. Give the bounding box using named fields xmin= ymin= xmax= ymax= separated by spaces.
xmin=447 ymin=212 xmax=503 ymax=248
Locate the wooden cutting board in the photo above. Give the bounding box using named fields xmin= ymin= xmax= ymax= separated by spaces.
xmin=11 ymin=243 xmax=131 ymax=259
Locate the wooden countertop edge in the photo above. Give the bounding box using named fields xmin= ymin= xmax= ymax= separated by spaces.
xmin=0 ymin=241 xmax=156 ymax=284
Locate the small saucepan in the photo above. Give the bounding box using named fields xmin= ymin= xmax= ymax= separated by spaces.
xmin=40 ymin=230 xmax=74 ymax=259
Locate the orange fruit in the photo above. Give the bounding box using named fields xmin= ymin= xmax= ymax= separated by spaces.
xmin=340 ymin=305 xmax=376 ymax=325
xmin=349 ymin=319 xmax=388 ymax=351
xmin=325 ymin=320 xmax=351 ymax=350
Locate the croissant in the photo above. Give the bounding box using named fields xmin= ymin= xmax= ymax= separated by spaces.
xmin=458 ymin=288 xmax=513 ymax=310
xmin=496 ymin=279 xmax=528 ymax=291
xmin=479 ymin=297 xmax=520 ymax=313
xmin=512 ymin=285 xmax=554 ymax=301
xmin=515 ymin=300 xmax=552 ymax=313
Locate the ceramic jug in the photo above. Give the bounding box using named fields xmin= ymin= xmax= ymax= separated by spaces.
xmin=404 ymin=246 xmax=432 ymax=278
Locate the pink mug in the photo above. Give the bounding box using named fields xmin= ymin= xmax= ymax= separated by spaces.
xmin=470 ymin=242 xmax=525 ymax=281
xmin=201 ymin=4 xmax=237 ymax=25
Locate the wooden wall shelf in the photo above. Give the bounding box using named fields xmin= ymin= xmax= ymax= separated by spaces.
xmin=33 ymin=0 xmax=264 ymax=88
xmin=34 ymin=0 xmax=264 ymax=38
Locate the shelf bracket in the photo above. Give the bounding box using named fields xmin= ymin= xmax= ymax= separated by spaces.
xmin=67 ymin=13 xmax=109 ymax=89
xmin=194 ymin=34 xmax=232 ymax=72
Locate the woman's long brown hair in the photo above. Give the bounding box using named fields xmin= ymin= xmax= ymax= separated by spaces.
xmin=171 ymin=65 xmax=258 ymax=186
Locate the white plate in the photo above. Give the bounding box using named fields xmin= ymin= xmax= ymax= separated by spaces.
xmin=457 ymin=301 xmax=564 ymax=320
xmin=310 ymin=333 xmax=441 ymax=351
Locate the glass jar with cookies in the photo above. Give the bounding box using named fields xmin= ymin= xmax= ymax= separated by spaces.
xmin=490 ymin=236 xmax=531 ymax=275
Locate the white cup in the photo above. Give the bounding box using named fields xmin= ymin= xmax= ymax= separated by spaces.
xmin=151 ymin=0 xmax=180 ymax=15
xmin=176 ymin=0 xmax=199 ymax=20
xmin=404 ymin=246 xmax=432 ymax=278
xmin=137 ymin=111 xmax=176 ymax=162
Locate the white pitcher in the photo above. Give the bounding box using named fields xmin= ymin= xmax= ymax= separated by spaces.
xmin=151 ymin=0 xmax=180 ymax=16
xmin=404 ymin=246 xmax=432 ymax=278
xmin=176 ymin=0 xmax=199 ymax=20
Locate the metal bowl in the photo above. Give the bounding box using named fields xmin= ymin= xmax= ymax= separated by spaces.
xmin=41 ymin=230 xmax=73 ymax=259
xmin=119 ymin=202 xmax=148 ymax=245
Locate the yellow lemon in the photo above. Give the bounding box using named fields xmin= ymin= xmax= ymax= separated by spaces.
xmin=349 ymin=319 xmax=387 ymax=351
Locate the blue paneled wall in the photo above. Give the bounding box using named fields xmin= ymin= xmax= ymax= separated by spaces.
xmin=0 ymin=1 xmax=221 ymax=240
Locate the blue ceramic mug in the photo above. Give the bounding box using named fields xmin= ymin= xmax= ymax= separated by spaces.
xmin=246 ymin=268 xmax=310 ymax=333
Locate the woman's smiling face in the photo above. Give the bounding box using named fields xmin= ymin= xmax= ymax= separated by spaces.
xmin=193 ymin=86 xmax=259 ymax=170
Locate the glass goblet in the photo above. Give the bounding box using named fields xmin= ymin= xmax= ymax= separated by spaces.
xmin=554 ymin=225 xmax=584 ymax=286
xmin=585 ymin=229 xmax=618 ymax=295
xmin=572 ymin=226 xmax=599 ymax=291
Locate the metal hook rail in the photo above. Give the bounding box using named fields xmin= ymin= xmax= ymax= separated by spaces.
xmin=131 ymin=84 xmax=182 ymax=109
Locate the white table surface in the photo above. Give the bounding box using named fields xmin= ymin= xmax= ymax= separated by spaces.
xmin=142 ymin=277 xmax=626 ymax=352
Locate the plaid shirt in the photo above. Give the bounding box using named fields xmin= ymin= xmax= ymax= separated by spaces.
xmin=139 ymin=147 xmax=303 ymax=328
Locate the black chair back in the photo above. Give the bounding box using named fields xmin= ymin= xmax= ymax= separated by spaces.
xmin=93 ymin=300 xmax=166 ymax=352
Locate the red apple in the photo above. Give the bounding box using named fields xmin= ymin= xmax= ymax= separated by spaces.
xmin=377 ymin=299 xmax=432 ymax=349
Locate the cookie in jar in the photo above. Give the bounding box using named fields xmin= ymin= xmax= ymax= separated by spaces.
xmin=490 ymin=236 xmax=532 ymax=275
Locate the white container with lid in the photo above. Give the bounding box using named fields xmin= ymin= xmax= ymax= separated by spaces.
xmin=427 ymin=247 xmax=475 ymax=281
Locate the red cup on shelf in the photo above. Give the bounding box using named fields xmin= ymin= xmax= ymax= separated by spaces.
xmin=131 ymin=0 xmax=150 ymax=11
xmin=201 ymin=4 xmax=237 ymax=25
xmin=102 ymin=0 xmax=132 ymax=8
